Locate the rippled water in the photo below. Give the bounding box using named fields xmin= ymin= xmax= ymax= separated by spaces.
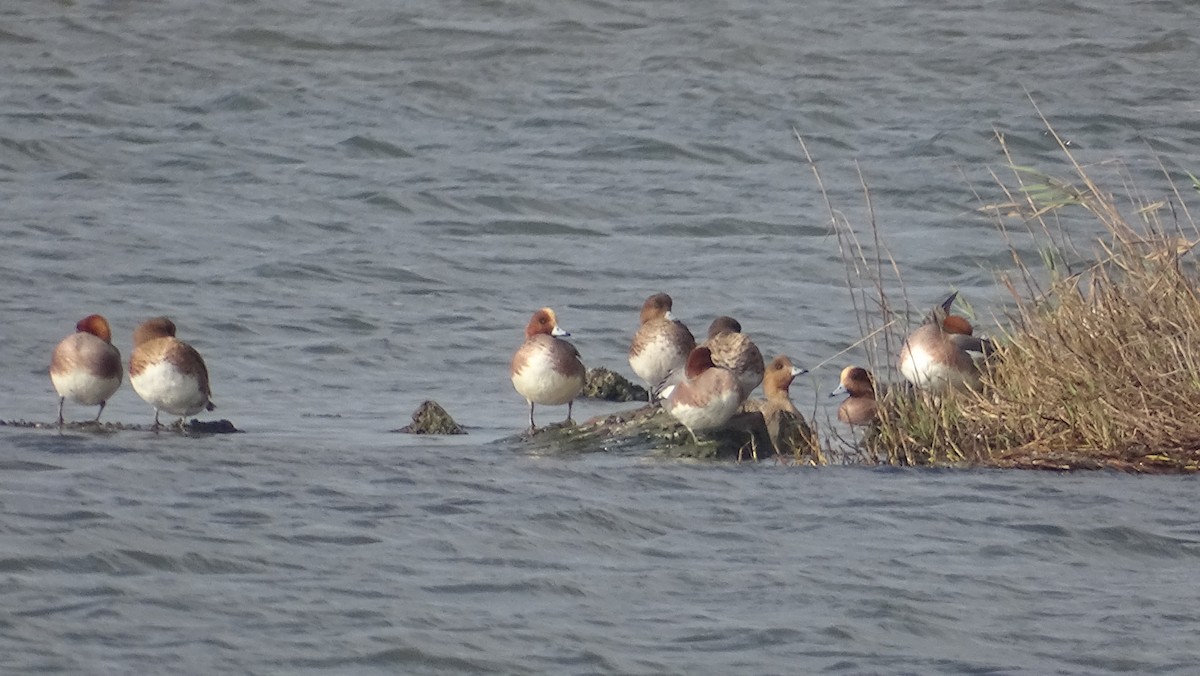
xmin=3 ymin=0 xmax=1200 ymax=672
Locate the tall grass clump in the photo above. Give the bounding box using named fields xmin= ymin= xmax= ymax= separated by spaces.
xmin=804 ymin=122 xmax=1200 ymax=472
xmin=959 ymin=132 xmax=1200 ymax=471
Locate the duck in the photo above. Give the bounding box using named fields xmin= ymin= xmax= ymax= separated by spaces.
xmin=742 ymin=355 xmax=812 ymax=455
xmin=898 ymin=292 xmax=993 ymax=390
xmin=702 ymin=316 xmax=765 ymax=397
xmin=510 ymin=307 xmax=586 ymax=431
xmin=49 ymin=314 xmax=123 ymax=425
xmin=665 ymin=346 xmax=745 ymax=444
xmin=628 ymin=292 xmax=696 ymax=401
xmin=742 ymin=355 xmax=806 ymax=416
xmin=129 ymin=317 xmax=215 ymax=429
xmin=831 ymin=365 xmax=878 ymax=426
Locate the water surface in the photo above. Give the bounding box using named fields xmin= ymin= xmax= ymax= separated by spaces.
xmin=2 ymin=0 xmax=1199 ymax=672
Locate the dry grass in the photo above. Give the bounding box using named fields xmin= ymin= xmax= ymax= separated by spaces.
xmin=962 ymin=130 xmax=1200 ymax=471
xmin=787 ymin=413 xmax=827 ymax=465
xmin=801 ymin=116 xmax=1200 ymax=472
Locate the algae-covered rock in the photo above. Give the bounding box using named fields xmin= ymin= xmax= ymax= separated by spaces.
xmin=1 ymin=419 xmax=127 ymax=432
xmin=394 ymin=400 xmax=466 ymax=435
xmin=185 ymin=419 xmax=240 ymax=434
xmin=505 ymin=404 xmax=776 ymax=461
xmin=0 ymin=419 xmax=241 ymax=434
xmin=583 ymin=367 xmax=648 ymax=402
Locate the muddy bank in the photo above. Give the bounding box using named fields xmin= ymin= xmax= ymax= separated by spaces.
xmin=0 ymin=419 xmax=241 ymax=434
xmin=503 ymin=404 xmax=819 ymax=463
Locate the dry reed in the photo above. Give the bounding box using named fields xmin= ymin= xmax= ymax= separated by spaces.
xmin=806 ymin=116 xmax=1200 ymax=472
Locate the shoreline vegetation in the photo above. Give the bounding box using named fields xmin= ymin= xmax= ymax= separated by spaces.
xmin=810 ymin=118 xmax=1200 ymax=474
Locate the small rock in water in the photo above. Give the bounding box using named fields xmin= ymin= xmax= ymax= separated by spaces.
xmin=185 ymin=419 xmax=240 ymax=434
xmin=583 ymin=367 xmax=648 ymax=402
xmin=394 ymin=400 xmax=466 ymax=435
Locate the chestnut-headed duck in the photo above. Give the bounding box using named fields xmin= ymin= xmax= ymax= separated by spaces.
xmin=898 ymin=293 xmax=993 ymax=391
xmin=628 ymin=292 xmax=696 ymax=401
xmin=742 ymin=355 xmax=811 ymax=455
xmin=129 ymin=317 xmax=215 ymax=428
xmin=510 ymin=307 xmax=586 ymax=431
xmin=702 ymin=316 xmax=765 ymax=396
xmin=831 ymin=366 xmax=878 ymax=426
xmin=742 ymin=355 xmax=807 ymax=418
xmin=49 ymin=314 xmax=123 ymax=425
xmin=665 ymin=346 xmax=745 ymax=443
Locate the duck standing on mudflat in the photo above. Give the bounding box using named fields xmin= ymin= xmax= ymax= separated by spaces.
xmin=628 ymin=292 xmax=695 ymax=402
xmin=49 ymin=314 xmax=123 ymax=425
xmin=511 ymin=307 xmax=586 ymax=432
xmin=664 ymin=346 xmax=745 ymax=444
xmin=129 ymin=317 xmax=216 ymax=429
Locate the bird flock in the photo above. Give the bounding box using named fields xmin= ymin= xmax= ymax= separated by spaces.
xmin=510 ymin=291 xmax=991 ymax=448
xmin=48 ymin=292 xmax=986 ymax=446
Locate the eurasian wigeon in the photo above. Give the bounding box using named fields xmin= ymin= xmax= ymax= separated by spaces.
xmin=898 ymin=293 xmax=992 ymax=391
xmin=510 ymin=307 xmax=586 ymax=431
xmin=742 ymin=355 xmax=811 ymax=455
xmin=49 ymin=314 xmax=123 ymax=425
xmin=628 ymin=292 xmax=696 ymax=401
xmin=702 ymin=316 xmax=765 ymax=396
xmin=831 ymin=366 xmax=878 ymax=426
xmin=742 ymin=355 xmax=807 ymax=417
xmin=129 ymin=317 xmax=215 ymax=428
xmin=665 ymin=346 xmax=745 ymax=443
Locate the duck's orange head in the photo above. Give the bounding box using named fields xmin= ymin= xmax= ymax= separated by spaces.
xmin=76 ymin=314 xmax=113 ymax=343
xmin=639 ymin=292 xmax=674 ymax=325
xmin=525 ymin=307 xmax=566 ymax=338
xmin=766 ymin=355 xmax=807 ymax=393
xmin=932 ymin=291 xmax=973 ymax=336
xmin=133 ymin=316 xmax=177 ymax=347
xmin=684 ymin=346 xmax=716 ymax=378
xmin=839 ymin=366 xmax=875 ymax=396
xmin=941 ymin=314 xmax=974 ymax=336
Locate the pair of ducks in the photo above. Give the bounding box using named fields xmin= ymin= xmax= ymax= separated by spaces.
xmin=510 ymin=294 xmax=804 ymax=453
xmin=50 ymin=315 xmax=215 ymax=428
xmin=832 ymin=291 xmax=994 ymax=426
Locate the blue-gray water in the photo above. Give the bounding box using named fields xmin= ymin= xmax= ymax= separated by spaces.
xmin=3 ymin=0 xmax=1200 ymax=673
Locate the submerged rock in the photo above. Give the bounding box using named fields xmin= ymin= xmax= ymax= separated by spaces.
xmin=394 ymin=400 xmax=466 ymax=435
xmin=583 ymin=367 xmax=648 ymax=402
xmin=0 ymin=418 xmax=240 ymax=434
xmin=505 ymin=404 xmax=781 ymax=461
xmin=185 ymin=419 xmax=240 ymax=434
